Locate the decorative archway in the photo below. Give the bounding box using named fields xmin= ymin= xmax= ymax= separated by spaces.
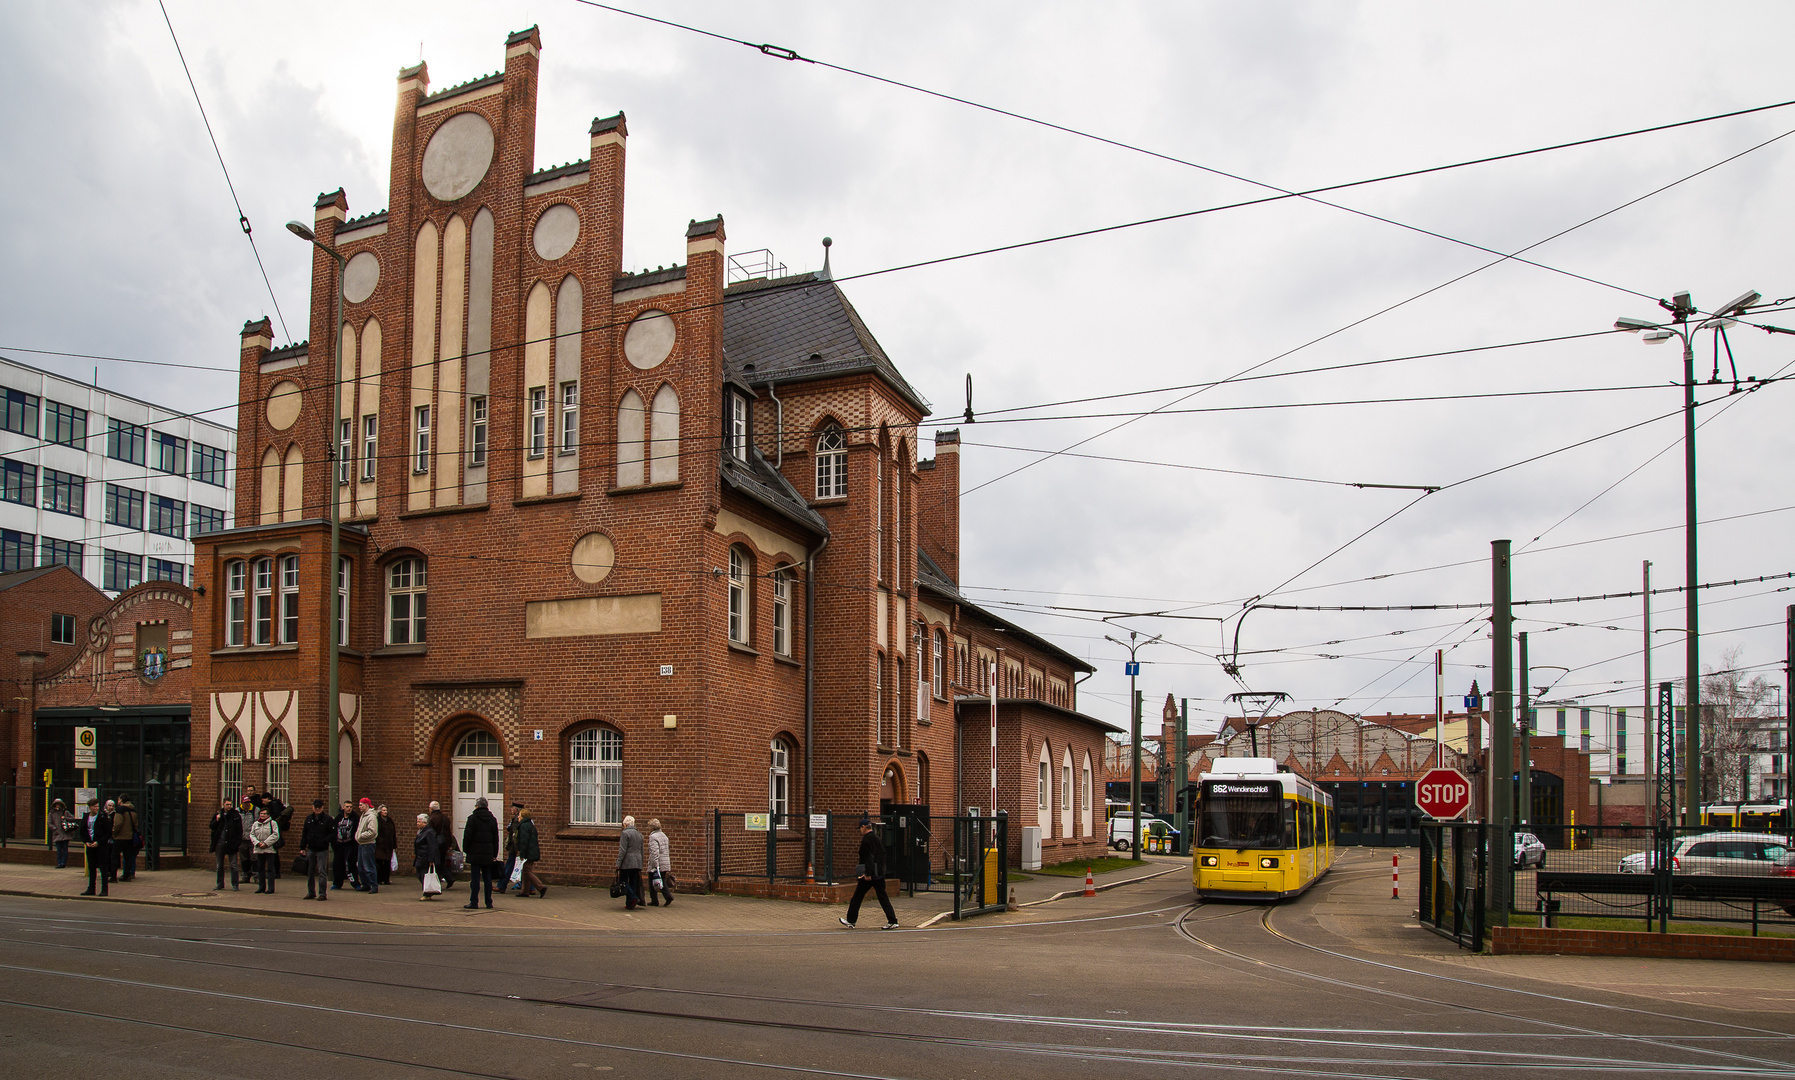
xmin=879 ymin=761 xmax=906 ymax=812
xmin=449 ymin=725 xmax=505 ymax=837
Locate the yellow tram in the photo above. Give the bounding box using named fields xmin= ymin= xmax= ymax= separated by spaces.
xmin=1193 ymin=759 xmax=1334 ymax=900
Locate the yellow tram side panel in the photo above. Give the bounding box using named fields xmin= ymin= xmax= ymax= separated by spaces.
xmin=1193 ymin=788 xmax=1335 ymax=899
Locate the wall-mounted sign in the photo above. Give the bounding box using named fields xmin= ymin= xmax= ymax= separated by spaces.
xmin=809 ymin=814 xmax=828 ymax=830
xmin=74 ymin=727 xmax=97 ymax=769
xmin=744 ymin=813 xmax=769 ymax=831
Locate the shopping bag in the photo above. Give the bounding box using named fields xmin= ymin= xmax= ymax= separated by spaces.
xmin=449 ymin=850 xmax=466 ymax=873
xmin=422 ymin=868 xmax=442 ymax=895
xmin=390 ymin=852 xmax=399 ymax=872
xmin=508 ymin=861 xmax=524 ymax=887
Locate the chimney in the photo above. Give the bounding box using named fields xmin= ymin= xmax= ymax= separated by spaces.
xmin=918 ymin=429 xmax=960 ymax=582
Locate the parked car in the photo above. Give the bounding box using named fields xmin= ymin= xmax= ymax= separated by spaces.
xmin=1512 ymin=831 xmax=1546 ymax=870
xmin=1618 ymin=831 xmax=1791 ymax=875
xmin=1110 ymin=813 xmax=1179 ymax=851
xmin=1774 ymin=851 xmax=1795 ymax=917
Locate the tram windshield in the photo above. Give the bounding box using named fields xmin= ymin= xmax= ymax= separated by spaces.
xmin=1201 ymin=782 xmax=1287 ymax=849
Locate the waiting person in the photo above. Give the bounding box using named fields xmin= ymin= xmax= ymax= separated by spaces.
xmin=101 ymin=800 xmax=121 ymax=884
xmin=355 ymin=798 xmax=381 ymax=894
xmin=300 ymin=798 xmax=335 ymax=901
xmin=48 ymin=799 xmax=76 ymax=868
xmin=646 ymin=818 xmax=673 ymax=906
xmin=248 ymin=807 xmax=280 ymax=893
xmin=615 ymin=815 xmax=644 ymax=910
xmin=237 ymin=796 xmax=257 ymax=878
xmin=376 ymin=804 xmax=397 ymax=885
xmin=461 ymin=796 xmax=501 ymax=910
xmin=209 ymin=798 xmax=243 ymax=890
xmin=427 ymin=800 xmax=459 ymax=888
xmin=79 ymin=797 xmax=112 ymax=897
xmin=331 ymin=799 xmax=359 ymax=890
xmin=837 ymin=816 xmax=899 ymax=930
xmin=110 ymin=795 xmax=141 ymax=882
xmin=413 ymin=813 xmax=440 ymax=900
xmin=515 ymin=808 xmax=545 ymax=898
xmin=501 ymin=803 xmax=523 ymax=893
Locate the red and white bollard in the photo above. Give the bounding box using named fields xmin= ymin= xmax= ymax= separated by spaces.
xmin=1391 ymin=853 xmax=1400 ymax=900
xmin=1083 ymin=866 xmax=1096 ymax=897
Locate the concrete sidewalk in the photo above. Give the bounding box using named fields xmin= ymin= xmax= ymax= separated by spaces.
xmin=0 ymin=855 xmax=1188 ymax=933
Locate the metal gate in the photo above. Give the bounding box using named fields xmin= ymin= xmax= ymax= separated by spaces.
xmin=951 ymin=812 xmax=1008 ymax=920
xmin=1418 ymin=821 xmax=1487 ymax=951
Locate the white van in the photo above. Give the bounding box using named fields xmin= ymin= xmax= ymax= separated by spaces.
xmin=1109 ymin=812 xmax=1178 ymax=851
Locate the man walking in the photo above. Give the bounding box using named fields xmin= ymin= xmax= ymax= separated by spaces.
xmin=461 ymin=796 xmax=501 ymax=910
xmin=209 ymin=797 xmax=243 ymax=890
xmin=301 ymin=798 xmax=335 ymax=901
xmin=501 ymin=803 xmax=523 ymax=893
xmin=79 ymin=797 xmax=112 ymax=897
xmin=615 ymin=815 xmax=644 ymax=909
xmin=838 ymin=816 xmax=899 ymax=930
xmin=354 ymin=797 xmax=380 ymax=894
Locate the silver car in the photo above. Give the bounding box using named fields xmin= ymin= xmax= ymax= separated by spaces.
xmin=1512 ymin=831 xmax=1546 ymax=870
xmin=1619 ymin=831 xmax=1791 ymax=874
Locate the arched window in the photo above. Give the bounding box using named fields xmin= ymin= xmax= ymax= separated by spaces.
xmin=727 ymin=545 xmax=751 ymax=645
xmin=251 ymin=557 xmax=274 ymax=644
xmin=1081 ymin=752 xmax=1094 ymax=836
xmin=225 ymin=559 xmax=247 ymax=645
xmin=815 ymin=425 xmax=846 ymax=498
xmin=455 ymin=730 xmax=502 ymax=758
xmin=386 ymin=557 xmax=427 ymax=644
xmin=917 ymin=751 xmax=930 ymax=808
xmin=569 ymin=727 xmax=623 ymax=826
xmin=874 ymin=653 xmax=885 ymax=746
xmin=1037 ymin=741 xmax=1051 ymax=833
xmin=649 ymin=384 xmax=680 ymax=483
xmin=1060 ymin=746 xmax=1073 ymax=840
xmin=218 ymin=729 xmax=244 ymax=806
xmin=616 ymin=389 xmax=645 ymax=487
xmin=770 ymin=565 xmax=791 ymax=656
xmin=893 ymin=655 xmax=905 ymax=749
xmin=932 ymin=630 xmax=946 ymax=699
xmin=266 ymin=730 xmax=291 ymax=805
xmin=769 ymin=738 xmax=791 ymax=823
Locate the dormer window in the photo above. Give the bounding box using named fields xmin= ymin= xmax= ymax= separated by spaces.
xmin=728 ymin=390 xmax=749 ymax=461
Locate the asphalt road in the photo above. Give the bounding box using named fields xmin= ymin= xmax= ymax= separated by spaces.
xmin=2 ymin=851 xmax=1791 ymax=1079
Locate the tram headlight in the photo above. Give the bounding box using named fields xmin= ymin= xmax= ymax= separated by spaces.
xmin=1259 ymin=857 xmax=1279 ymax=869
xmin=1200 ymin=855 xmax=1218 ymax=867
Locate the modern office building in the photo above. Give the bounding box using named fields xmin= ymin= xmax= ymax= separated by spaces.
xmin=0 ymin=355 xmax=237 ymax=592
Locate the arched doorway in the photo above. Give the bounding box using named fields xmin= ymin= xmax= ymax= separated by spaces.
xmin=879 ymin=762 xmax=904 ymax=813
xmin=451 ymin=729 xmax=504 ymax=836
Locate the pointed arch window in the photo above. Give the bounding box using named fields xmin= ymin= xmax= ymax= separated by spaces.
xmin=616 ymin=390 xmax=645 ymax=487
xmin=266 ymin=730 xmax=291 ymax=805
xmin=815 ymin=425 xmax=846 ymax=499
xmin=649 ymin=384 xmax=680 ymax=483
xmin=219 ymin=730 xmax=244 ymax=806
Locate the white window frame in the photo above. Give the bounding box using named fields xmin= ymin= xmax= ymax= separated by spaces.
xmin=386 ymin=557 xmax=427 ymax=645
xmin=336 ymin=556 xmax=350 ymax=648
xmin=413 ymin=405 xmax=431 ymax=473
xmin=932 ymin=630 xmax=945 ymax=699
xmin=559 ymin=381 xmax=579 ymax=456
xmin=1081 ymin=753 xmax=1094 ymax=836
xmin=266 ymin=730 xmax=291 ymax=805
xmin=279 ymin=554 xmax=300 ymax=644
xmin=468 ymin=396 xmax=488 ymax=467
xmin=771 ymin=567 xmax=790 ymax=656
xmin=727 ymin=546 xmax=750 ymax=645
xmin=527 ymin=387 xmax=547 ymax=458
xmin=337 ymin=419 xmax=352 ymax=485
xmin=769 ymin=739 xmax=790 ymax=823
xmin=729 ymin=391 xmax=749 ymax=461
xmin=569 ymin=727 xmax=623 ymax=826
xmin=225 ymin=559 xmax=246 ymax=646
xmin=814 ymin=426 xmax=846 ymax=498
xmin=218 ymin=730 xmax=244 ymax=806
xmin=360 ymin=415 xmax=378 ymax=482
xmin=252 ymin=557 xmax=274 ymax=645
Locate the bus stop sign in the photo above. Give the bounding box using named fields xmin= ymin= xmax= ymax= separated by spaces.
xmin=1415 ymin=767 xmax=1471 ymax=819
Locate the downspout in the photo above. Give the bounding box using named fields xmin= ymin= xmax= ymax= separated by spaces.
xmin=804 ymin=530 xmax=830 ymax=871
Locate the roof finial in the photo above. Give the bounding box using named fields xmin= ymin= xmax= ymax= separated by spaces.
xmin=820 ymin=236 xmax=832 ymax=280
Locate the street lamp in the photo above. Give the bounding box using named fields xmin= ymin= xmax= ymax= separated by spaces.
xmin=287 ymin=219 xmax=345 ymax=809
xmin=1614 ymin=288 xmax=1758 ymax=828
xmin=1103 ymin=630 xmax=1162 ymax=861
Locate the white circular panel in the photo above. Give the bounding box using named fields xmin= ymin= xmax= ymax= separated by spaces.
xmin=532 ymin=204 xmax=580 ymax=261
xmin=420 ymin=111 xmax=494 ymax=202
xmin=622 ymin=310 xmax=676 ymax=370
xmin=571 ymin=532 xmax=615 ymax=584
xmin=266 ymin=380 xmax=303 ymax=430
xmin=342 ymin=251 xmax=380 ymax=303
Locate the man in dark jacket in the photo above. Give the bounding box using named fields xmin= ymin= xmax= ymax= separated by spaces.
xmin=331 ymin=799 xmax=360 ymax=890
xmin=427 ymin=801 xmax=457 ymax=888
xmin=460 ymin=797 xmax=502 ymax=909
xmin=500 ymin=803 xmax=523 ymax=893
xmin=113 ymin=795 xmax=141 ymax=881
xmin=300 ymin=798 xmax=335 ymax=901
xmin=79 ymin=797 xmax=113 ymax=897
xmin=837 ymin=816 xmax=899 ymax=930
xmin=209 ymin=798 xmax=243 ymax=891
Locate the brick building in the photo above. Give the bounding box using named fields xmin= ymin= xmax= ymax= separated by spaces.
xmin=187 ymin=28 xmax=1108 ymax=885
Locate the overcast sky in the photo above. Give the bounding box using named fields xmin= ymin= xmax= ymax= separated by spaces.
xmin=4 ymin=1 xmax=1792 ymax=737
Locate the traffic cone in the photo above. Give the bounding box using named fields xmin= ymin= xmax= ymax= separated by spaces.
xmin=1083 ymin=866 xmax=1096 ymax=897
xmin=1007 ymin=886 xmax=1019 ymax=912
xmin=806 ymin=862 xmax=814 ymax=885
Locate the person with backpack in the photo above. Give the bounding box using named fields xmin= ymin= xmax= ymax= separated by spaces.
xmin=332 ymin=799 xmax=359 ymax=890
xmin=209 ymin=798 xmax=243 ymax=890
xmin=354 ymin=798 xmax=380 ymax=894
xmin=300 ymin=799 xmax=335 ymax=901
xmin=837 ymin=816 xmax=899 ymax=930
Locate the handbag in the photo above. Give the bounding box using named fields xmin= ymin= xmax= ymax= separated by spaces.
xmin=422 ymin=868 xmax=443 ymax=895
xmin=449 ymin=850 xmax=466 ymax=873
xmin=292 ymin=851 xmax=311 ymax=875
xmin=608 ymin=872 xmax=627 ymax=899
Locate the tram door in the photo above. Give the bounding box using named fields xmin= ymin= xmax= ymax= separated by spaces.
xmin=450 ymin=731 xmax=504 ymax=837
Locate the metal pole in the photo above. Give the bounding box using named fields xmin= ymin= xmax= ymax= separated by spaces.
xmin=1175 ymin=697 xmax=1188 ymax=855
xmin=1435 ymin=650 xmax=1444 ymax=765
xmin=1518 ymin=632 xmax=1531 ymax=827
xmin=1489 ymin=540 xmax=1514 ymax=923
xmin=989 ymin=650 xmax=1001 ymax=823
xmin=327 ymin=245 xmax=343 ymax=810
xmin=1643 ymin=561 xmax=1652 ymax=803
xmin=1680 ymin=330 xmax=1701 ymax=829
xmin=1785 ymin=605 xmax=1792 ymax=820
xmin=1130 ymin=682 xmax=1142 ymax=862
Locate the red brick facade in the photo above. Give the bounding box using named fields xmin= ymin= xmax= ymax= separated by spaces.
xmin=187 ymin=29 xmax=1104 ymax=885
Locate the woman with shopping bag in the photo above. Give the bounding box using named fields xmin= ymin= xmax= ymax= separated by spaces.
xmin=414 ymin=813 xmax=442 ymax=900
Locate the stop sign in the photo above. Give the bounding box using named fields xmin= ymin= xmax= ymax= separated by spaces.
xmin=1415 ymin=767 xmax=1471 ymax=819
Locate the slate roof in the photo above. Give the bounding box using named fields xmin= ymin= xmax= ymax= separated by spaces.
xmin=720 ymin=448 xmax=829 ymax=537
xmin=722 ymin=273 xmax=930 ymax=415
xmin=917 ymin=550 xmax=1095 ymax=674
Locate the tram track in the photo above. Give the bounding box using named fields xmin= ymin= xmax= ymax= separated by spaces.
xmin=3 ymin=904 xmax=1789 ymax=1079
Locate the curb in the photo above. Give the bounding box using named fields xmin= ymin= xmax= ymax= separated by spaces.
xmin=912 ymin=865 xmax=1187 ymax=928
xmin=0 ymin=887 xmax=374 ymax=924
